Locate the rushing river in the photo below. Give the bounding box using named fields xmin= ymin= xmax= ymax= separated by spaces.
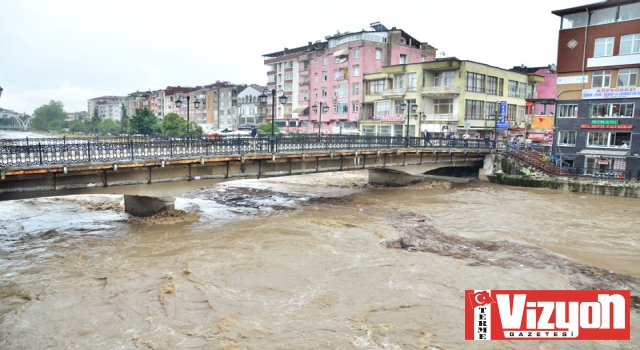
xmin=0 ymin=130 xmax=639 ymax=349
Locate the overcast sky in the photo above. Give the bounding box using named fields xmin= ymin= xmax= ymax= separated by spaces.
xmin=0 ymin=0 xmax=587 ymax=114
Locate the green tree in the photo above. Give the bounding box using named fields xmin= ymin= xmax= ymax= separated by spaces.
xmin=160 ymin=112 xmax=186 ymax=136
xmin=98 ymin=119 xmax=120 ymax=135
xmin=31 ymin=100 xmax=67 ymax=131
xmin=69 ymin=120 xmax=85 ymax=133
xmin=87 ymin=106 xmax=102 ymax=135
xmin=258 ymin=122 xmax=280 ymax=135
xmin=187 ymin=121 xmax=203 ymax=137
xmin=128 ymin=107 xmax=159 ymax=135
xmin=120 ymin=103 xmax=129 ymax=134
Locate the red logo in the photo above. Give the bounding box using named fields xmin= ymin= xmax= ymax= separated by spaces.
xmin=465 ymin=290 xmax=630 ymax=340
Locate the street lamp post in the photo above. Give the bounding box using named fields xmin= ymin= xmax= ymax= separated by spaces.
xmin=0 ymin=86 xmax=3 ymax=99
xmin=311 ymin=102 xmax=330 ymax=138
xmin=400 ymin=100 xmax=418 ymax=147
xmin=494 ymin=110 xmax=499 ymax=150
xmin=174 ymin=95 xmax=200 ymax=140
xmin=258 ymin=89 xmax=287 ymax=153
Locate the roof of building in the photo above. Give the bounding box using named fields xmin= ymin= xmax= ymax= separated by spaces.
xmin=89 ymin=95 xmax=123 ymax=101
xmin=510 ymin=65 xmax=557 ymax=74
xmin=262 ymin=41 xmax=328 ymax=59
xmin=552 ymin=0 xmax=636 ymax=16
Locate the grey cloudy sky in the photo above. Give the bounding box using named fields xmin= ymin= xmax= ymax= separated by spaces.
xmin=0 ymin=0 xmax=587 ymax=114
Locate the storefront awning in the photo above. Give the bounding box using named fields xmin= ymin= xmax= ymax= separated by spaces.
xmin=292 ymin=105 xmax=308 ymax=113
xmin=579 ymin=149 xmax=629 ymax=157
xmin=332 ymin=49 xmax=349 ymax=57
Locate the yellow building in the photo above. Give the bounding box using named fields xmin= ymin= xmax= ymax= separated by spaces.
xmin=360 ymin=58 xmax=535 ymax=138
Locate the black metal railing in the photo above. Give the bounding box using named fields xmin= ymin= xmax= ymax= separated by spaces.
xmin=0 ymin=135 xmax=498 ymax=167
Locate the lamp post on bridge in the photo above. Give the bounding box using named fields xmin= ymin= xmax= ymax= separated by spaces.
xmin=311 ymin=102 xmax=330 ymax=138
xmin=258 ymin=88 xmax=288 ymax=153
xmin=400 ymin=100 xmax=418 ymax=147
xmin=174 ymin=95 xmax=200 ymax=140
xmin=0 ymin=86 xmax=3 ymax=99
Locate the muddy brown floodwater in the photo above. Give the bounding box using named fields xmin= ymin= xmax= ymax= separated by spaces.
xmin=0 ymin=171 xmax=638 ymax=349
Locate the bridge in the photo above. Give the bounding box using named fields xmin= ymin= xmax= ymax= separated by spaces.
xmin=1 ymin=135 xmax=496 ymax=215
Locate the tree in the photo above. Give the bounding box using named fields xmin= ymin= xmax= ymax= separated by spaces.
xmin=120 ymin=103 xmax=129 ymax=134
xmin=98 ymin=119 xmax=120 ymax=135
xmin=258 ymin=122 xmax=280 ymax=135
xmin=88 ymin=106 xmax=102 ymax=135
xmin=188 ymin=121 xmax=203 ymax=137
xmin=160 ymin=112 xmax=186 ymax=136
xmin=31 ymin=100 xmax=67 ymax=131
xmin=128 ymin=107 xmax=159 ymax=135
xmin=69 ymin=120 xmax=85 ymax=133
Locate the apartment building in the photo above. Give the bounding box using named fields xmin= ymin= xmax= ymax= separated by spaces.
xmin=360 ymin=58 xmax=532 ymax=138
xmin=263 ymin=22 xmax=436 ymax=134
xmin=552 ymin=0 xmax=640 ymax=173
xmin=237 ymin=85 xmax=268 ymax=125
xmin=66 ymin=111 xmax=90 ymax=122
xmin=218 ymin=85 xmax=248 ymax=129
xmin=510 ymin=65 xmax=558 ymax=144
xmin=87 ymin=96 xmax=124 ymax=121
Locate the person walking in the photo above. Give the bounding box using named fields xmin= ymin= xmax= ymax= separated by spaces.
xmin=251 ymin=125 xmax=258 ymax=150
xmin=463 ymin=131 xmax=470 ymax=147
xmin=423 ymin=129 xmax=432 ymax=147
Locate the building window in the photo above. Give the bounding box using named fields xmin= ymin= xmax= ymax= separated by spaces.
xmin=590 ymin=7 xmax=617 ymax=25
xmin=508 ymin=81 xmax=518 ymax=97
xmin=517 ymin=106 xmax=525 ymax=122
xmin=354 ymin=49 xmax=360 ymax=58
xmin=618 ymin=3 xmax=640 ymax=21
xmin=284 ymin=84 xmax=292 ymax=91
xmin=557 ymin=104 xmax=578 ymax=117
xmin=466 ymin=72 xmax=485 ymax=92
xmin=434 ymin=99 xmax=453 ymax=114
xmin=587 ymin=132 xmax=631 ymax=147
xmin=400 ymin=54 xmax=407 ymax=64
xmin=592 ymin=70 xmax=612 ymax=88
xmin=352 ymin=83 xmax=359 ymax=95
xmin=407 ymin=73 xmax=417 ymax=91
xmin=517 ymin=84 xmax=526 ymax=98
xmin=334 ymin=71 xmax=339 ymax=81
xmin=558 ymin=131 xmax=577 ymax=146
xmin=375 ymin=48 xmax=382 ymax=60
xmin=594 ymin=37 xmax=614 ymax=57
xmin=617 ymin=68 xmax=638 ymax=87
xmin=464 ymin=100 xmax=484 ymax=119
xmin=434 ymin=71 xmax=454 ymax=87
xmin=353 ymin=65 xmax=360 ymax=76
xmin=421 ymin=56 xmax=427 ymax=62
xmin=322 ymin=72 xmax=328 ymax=81
xmin=321 ymin=88 xmax=327 ymax=97
xmin=338 ymin=84 xmax=348 ymax=97
xmin=498 ymin=78 xmax=504 ymax=96
xmin=527 ymin=84 xmax=534 ymax=99
xmin=507 ymin=104 xmax=517 ymax=121
xmin=314 ymin=60 xmax=318 ymax=68
xmin=485 ymin=102 xmax=497 ymax=117
xmin=590 ymin=103 xmax=634 ymax=117
xmin=395 ymin=75 xmax=405 ymax=89
xmin=284 ymin=72 xmax=293 ymax=80
xmin=314 ymin=74 xmax=318 ymax=83
xmin=620 ymin=33 xmax=640 ymax=54
xmin=486 ymin=76 xmax=498 ymax=95
xmin=352 ymin=102 xmax=359 ymax=112
xmin=322 ymin=56 xmax=327 ymax=66
xmin=562 ymin=12 xmax=588 ymax=29
xmin=376 ymin=101 xmax=390 ymax=118
xmin=337 ymin=102 xmax=348 ymax=115
xmin=314 ymin=89 xmax=318 ymax=98
xmin=367 ymin=80 xmax=384 ymax=95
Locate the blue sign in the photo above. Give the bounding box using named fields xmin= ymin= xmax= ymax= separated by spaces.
xmin=499 ymin=101 xmax=507 ymax=116
xmin=496 ymin=122 xmax=509 ymax=129
xmin=500 ymin=116 xmax=506 ymax=124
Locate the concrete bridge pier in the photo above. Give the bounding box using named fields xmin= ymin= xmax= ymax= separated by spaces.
xmin=368 ymin=170 xmax=424 ymax=186
xmin=124 ymin=195 xmax=175 ymax=217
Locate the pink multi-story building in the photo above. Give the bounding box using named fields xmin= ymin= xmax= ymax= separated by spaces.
xmin=263 ymin=22 xmax=436 ymax=134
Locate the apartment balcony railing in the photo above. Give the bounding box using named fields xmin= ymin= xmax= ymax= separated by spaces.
xmin=381 ymin=89 xmax=405 ymax=98
xmin=421 ymin=86 xmax=460 ymax=96
xmin=420 ymin=114 xmax=459 ymax=122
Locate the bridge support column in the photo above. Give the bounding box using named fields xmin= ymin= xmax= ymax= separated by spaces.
xmin=368 ymin=170 xmax=422 ymax=186
xmin=124 ymin=195 xmax=175 ymax=217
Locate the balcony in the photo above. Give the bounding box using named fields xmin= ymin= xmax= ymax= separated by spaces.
xmin=381 ymin=89 xmax=405 ymax=98
xmin=420 ymin=114 xmax=459 ymax=122
xmin=421 ymin=86 xmax=460 ymax=96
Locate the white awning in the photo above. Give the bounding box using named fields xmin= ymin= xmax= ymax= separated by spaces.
xmin=332 ymin=49 xmax=349 ymax=57
xmin=292 ymin=105 xmax=308 ymax=113
xmin=579 ymin=149 xmax=629 ymax=158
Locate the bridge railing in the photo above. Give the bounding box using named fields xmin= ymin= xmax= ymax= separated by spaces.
xmin=0 ymin=135 xmax=498 ymax=167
